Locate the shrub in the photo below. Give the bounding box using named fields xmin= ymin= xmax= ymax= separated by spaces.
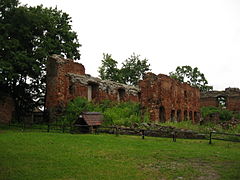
xmin=59 ymin=97 xmax=150 ymax=126
xmin=201 ymin=106 xmax=233 ymax=121
xmin=59 ymin=97 xmax=95 ymax=125
xmin=102 ymin=102 xmax=149 ymax=126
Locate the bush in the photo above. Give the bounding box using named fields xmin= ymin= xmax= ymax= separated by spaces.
xmin=59 ymin=97 xmax=150 ymax=126
xmin=59 ymin=97 xmax=96 ymax=125
xmin=234 ymin=113 xmax=240 ymax=120
xmin=201 ymin=106 xmax=233 ymax=121
xmin=102 ymin=102 xmax=149 ymax=126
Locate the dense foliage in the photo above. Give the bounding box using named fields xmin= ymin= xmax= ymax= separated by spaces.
xmin=0 ymin=0 xmax=80 ymax=119
xmin=169 ymin=65 xmax=213 ymax=92
xmin=98 ymin=53 xmax=151 ymax=85
xmin=200 ymin=106 xmax=234 ymax=121
xmin=60 ymin=97 xmax=149 ymax=126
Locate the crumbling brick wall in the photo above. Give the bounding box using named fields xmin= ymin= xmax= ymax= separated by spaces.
xmin=46 ymin=55 xmax=86 ymax=121
xmin=0 ymin=92 xmax=15 ymax=124
xmin=46 ymin=55 xmax=139 ymax=121
xmin=139 ymin=73 xmax=200 ymax=123
xmin=46 ymin=55 xmax=201 ymax=123
xmin=200 ymin=88 xmax=240 ymax=112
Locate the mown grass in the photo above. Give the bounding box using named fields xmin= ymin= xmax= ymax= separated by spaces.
xmin=159 ymin=120 xmax=240 ymax=134
xmin=0 ymin=130 xmax=240 ymax=180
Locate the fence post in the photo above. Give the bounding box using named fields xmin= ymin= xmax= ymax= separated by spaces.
xmin=47 ymin=124 xmax=50 ymax=132
xmin=62 ymin=125 xmax=65 ymax=133
xmin=22 ymin=122 xmax=25 ymax=132
xmin=172 ymin=131 xmax=176 ymax=142
xmin=115 ymin=127 xmax=119 ymax=137
xmin=141 ymin=130 xmax=145 ymax=139
xmin=209 ymin=132 xmax=212 ymax=144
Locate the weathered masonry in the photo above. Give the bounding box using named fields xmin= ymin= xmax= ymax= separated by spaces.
xmin=139 ymin=73 xmax=200 ymax=122
xmin=46 ymin=55 xmax=200 ymax=122
xmin=46 ymin=55 xmax=139 ymax=121
xmin=0 ymin=92 xmax=15 ymax=124
xmin=200 ymin=88 xmax=240 ymax=112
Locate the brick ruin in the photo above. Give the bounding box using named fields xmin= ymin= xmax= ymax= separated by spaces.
xmin=46 ymin=55 xmax=200 ymax=122
xmin=46 ymin=55 xmax=139 ymax=121
xmin=1 ymin=55 xmax=239 ymax=124
xmin=139 ymin=73 xmax=200 ymax=122
xmin=200 ymin=88 xmax=240 ymax=112
xmin=0 ymin=92 xmax=15 ymax=124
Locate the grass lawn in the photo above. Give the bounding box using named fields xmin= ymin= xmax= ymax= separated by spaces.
xmin=0 ymin=130 xmax=240 ymax=180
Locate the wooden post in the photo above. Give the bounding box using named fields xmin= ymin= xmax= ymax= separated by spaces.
xmin=141 ymin=130 xmax=145 ymax=139
xmin=172 ymin=131 xmax=176 ymax=142
xmin=209 ymin=132 xmax=212 ymax=144
xmin=22 ymin=121 xmax=25 ymax=132
xmin=115 ymin=127 xmax=119 ymax=137
xmin=90 ymin=126 xmax=94 ymax=134
xmin=62 ymin=125 xmax=65 ymax=133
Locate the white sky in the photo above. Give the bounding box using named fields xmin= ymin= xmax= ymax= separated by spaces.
xmin=20 ymin=0 xmax=240 ymax=90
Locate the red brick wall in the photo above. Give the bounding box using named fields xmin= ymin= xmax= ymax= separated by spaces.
xmin=139 ymin=73 xmax=200 ymax=123
xmin=227 ymin=97 xmax=240 ymax=112
xmin=200 ymin=88 xmax=240 ymax=112
xmin=0 ymin=93 xmax=15 ymax=124
xmin=46 ymin=55 xmax=201 ymax=123
xmin=45 ymin=55 xmax=139 ymax=121
xmin=46 ymin=55 xmax=85 ymax=121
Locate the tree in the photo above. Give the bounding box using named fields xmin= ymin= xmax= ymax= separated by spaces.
xmin=98 ymin=53 xmax=120 ymax=82
xmin=169 ymin=66 xmax=213 ymax=92
xmin=0 ymin=0 xmax=81 ymax=120
xmin=98 ymin=53 xmax=151 ymax=85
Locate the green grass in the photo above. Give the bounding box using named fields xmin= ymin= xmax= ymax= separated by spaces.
xmin=0 ymin=130 xmax=240 ymax=180
xmin=159 ymin=120 xmax=240 ymax=134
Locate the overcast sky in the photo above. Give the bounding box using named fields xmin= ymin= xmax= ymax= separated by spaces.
xmin=20 ymin=0 xmax=240 ymax=90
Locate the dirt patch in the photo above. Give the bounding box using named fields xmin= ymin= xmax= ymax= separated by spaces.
xmin=139 ymin=160 xmax=220 ymax=180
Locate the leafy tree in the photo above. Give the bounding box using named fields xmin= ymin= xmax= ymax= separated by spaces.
xmin=169 ymin=66 xmax=213 ymax=92
xmin=0 ymin=0 xmax=81 ymax=120
xmin=120 ymin=53 xmax=151 ymax=85
xmin=98 ymin=53 xmax=151 ymax=85
xmin=98 ymin=53 xmax=120 ymax=82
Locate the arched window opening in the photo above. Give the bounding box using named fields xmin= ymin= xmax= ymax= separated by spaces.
xmin=118 ymin=88 xmax=126 ymax=102
xmin=184 ymin=91 xmax=187 ymax=98
xmin=184 ymin=110 xmax=188 ymax=120
xmin=88 ymin=82 xmax=99 ymax=101
xmin=194 ymin=112 xmax=199 ymax=122
xmin=159 ymin=106 xmax=166 ymax=122
xmin=217 ymin=96 xmax=227 ymax=109
xmin=189 ymin=111 xmax=193 ymax=121
xmin=177 ymin=110 xmax=181 ymax=122
xmin=69 ymin=84 xmax=75 ymax=95
xmin=171 ymin=110 xmax=175 ymax=122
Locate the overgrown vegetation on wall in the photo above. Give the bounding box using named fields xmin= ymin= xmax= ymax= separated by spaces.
xmin=60 ymin=97 xmax=149 ymax=126
xmin=200 ymin=106 xmax=238 ymax=121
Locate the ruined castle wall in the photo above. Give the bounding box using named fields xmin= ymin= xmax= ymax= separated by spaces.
xmin=200 ymin=97 xmax=218 ymax=107
xmin=227 ymin=96 xmax=240 ymax=112
xmin=46 ymin=55 xmax=85 ymax=121
xmin=46 ymin=55 xmax=139 ymax=121
xmin=139 ymin=73 xmax=200 ymax=123
xmin=46 ymin=55 xmax=201 ymax=123
xmin=66 ymin=73 xmax=140 ymax=103
xmin=0 ymin=93 xmax=15 ymax=124
xmin=200 ymin=88 xmax=240 ymax=112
